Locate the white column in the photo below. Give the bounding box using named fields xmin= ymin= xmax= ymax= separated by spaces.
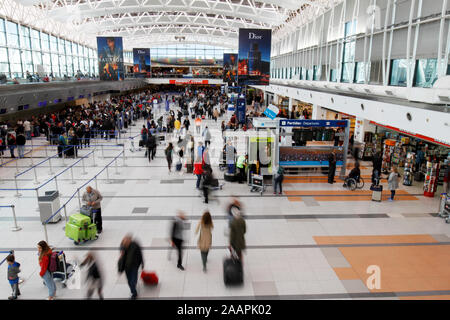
xmin=312 ymin=104 xmax=324 ymax=119
xmin=288 ymin=97 xmax=294 ymax=115
xmin=273 ymin=94 xmax=280 ymax=105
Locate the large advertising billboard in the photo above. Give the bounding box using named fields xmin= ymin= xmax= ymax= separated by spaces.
xmin=238 ymin=29 xmax=271 ymax=86
xmin=133 ymin=48 xmax=151 ymax=76
xmin=97 ymin=37 xmax=124 ymax=81
xmin=223 ymin=53 xmax=238 ymax=84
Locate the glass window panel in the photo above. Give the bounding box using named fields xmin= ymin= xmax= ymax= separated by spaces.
xmin=50 ymin=36 xmax=58 ymax=52
xmin=389 ymin=59 xmax=408 ymax=87
xmin=414 ymin=59 xmax=438 ymax=88
xmin=355 ymin=62 xmax=370 ymax=84
xmin=0 ymin=47 xmax=8 ymax=63
xmin=0 ymin=62 xmax=9 ymax=74
xmin=51 ymin=53 xmax=59 ymax=72
xmin=6 ymin=21 xmax=19 ymax=47
xmin=58 ymin=38 xmax=65 ymax=54
xmin=330 ymin=69 xmax=337 ymax=82
xmin=65 ymin=40 xmax=72 ymax=55
xmin=33 ymin=51 xmax=42 ymax=65
xmin=341 ymin=62 xmax=355 ymax=83
xmin=41 ymin=33 xmax=50 ymax=51
xmin=19 ymin=25 xmax=31 ymax=49
xmin=8 ymin=48 xmax=21 ymax=64
xmin=0 ymin=19 xmax=6 ymax=46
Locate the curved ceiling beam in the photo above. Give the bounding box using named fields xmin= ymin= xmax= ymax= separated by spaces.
xmin=43 ymin=3 xmax=287 ymax=26
xmin=78 ymin=14 xmax=267 ymax=33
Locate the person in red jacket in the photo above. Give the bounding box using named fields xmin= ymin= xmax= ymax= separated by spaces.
xmin=193 ymin=156 xmax=204 ymax=189
xmin=37 ymin=240 xmax=56 ymax=300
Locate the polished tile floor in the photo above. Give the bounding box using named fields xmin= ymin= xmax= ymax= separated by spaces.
xmin=0 ymin=111 xmax=449 ymax=300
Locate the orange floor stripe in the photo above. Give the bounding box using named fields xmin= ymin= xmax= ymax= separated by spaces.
xmin=285 ymin=190 xmax=413 ymax=196
xmin=337 ymin=245 xmax=450 ymax=293
xmin=314 ymin=235 xmax=439 ymax=245
xmin=399 ymin=295 xmax=450 ymax=300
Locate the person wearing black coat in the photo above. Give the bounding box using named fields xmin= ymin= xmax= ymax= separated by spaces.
xmin=372 ymin=152 xmax=383 ymax=185
xmin=146 ymin=133 xmax=156 ymax=162
xmin=118 ymin=235 xmax=144 ymax=299
xmin=328 ymin=152 xmax=337 ymax=184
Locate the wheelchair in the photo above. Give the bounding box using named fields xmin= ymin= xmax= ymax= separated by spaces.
xmin=343 ymin=176 xmax=365 ymax=191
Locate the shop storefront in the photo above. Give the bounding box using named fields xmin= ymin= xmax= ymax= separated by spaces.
xmin=370 ymin=121 xmax=450 ymax=197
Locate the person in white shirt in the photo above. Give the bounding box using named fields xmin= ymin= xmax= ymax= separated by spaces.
xmin=23 ymin=120 xmax=32 ymax=140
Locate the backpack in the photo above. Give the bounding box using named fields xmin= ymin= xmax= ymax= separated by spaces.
xmin=48 ymin=252 xmax=59 ymax=273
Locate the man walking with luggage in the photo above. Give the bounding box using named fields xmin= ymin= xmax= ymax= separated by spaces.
xmin=229 ymin=209 xmax=246 ymax=263
xmin=82 ymin=186 xmax=103 ymax=236
xmin=118 ymin=235 xmax=144 ymax=300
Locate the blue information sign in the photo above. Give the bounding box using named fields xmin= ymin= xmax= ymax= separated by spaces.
xmin=236 ymin=98 xmax=246 ymax=124
xmin=279 ymin=120 xmax=348 ymax=127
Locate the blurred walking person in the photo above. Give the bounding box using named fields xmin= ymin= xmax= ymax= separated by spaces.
xmin=80 ymin=252 xmax=103 ymax=300
xmin=229 ymin=210 xmax=246 ymax=263
xmin=165 ymin=142 xmax=174 ymax=173
xmin=118 ymin=235 xmax=144 ymax=300
xmin=195 ymin=211 xmax=214 ymax=272
xmin=171 ymin=211 xmax=187 ymax=270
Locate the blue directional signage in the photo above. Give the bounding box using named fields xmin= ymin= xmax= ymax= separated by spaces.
xmin=264 ymin=104 xmax=279 ymax=120
xmin=236 ymin=98 xmax=246 ymax=124
xmin=279 ymin=120 xmax=348 ymax=127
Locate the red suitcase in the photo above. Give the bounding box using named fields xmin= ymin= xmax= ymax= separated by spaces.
xmin=141 ymin=271 xmax=159 ymax=285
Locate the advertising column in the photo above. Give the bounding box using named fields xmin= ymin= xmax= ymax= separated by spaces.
xmin=238 ymin=29 xmax=271 ymax=86
xmin=132 ymin=48 xmax=151 ymax=77
xmin=223 ymin=53 xmax=238 ymax=85
xmin=97 ymin=37 xmax=125 ymax=81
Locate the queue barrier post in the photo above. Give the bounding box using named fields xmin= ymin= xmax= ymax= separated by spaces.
xmin=35 ymin=188 xmax=40 ymax=209
xmin=92 ymin=149 xmax=97 ymax=167
xmin=77 ymin=188 xmax=82 ymax=210
xmin=70 ymin=166 xmax=76 ymax=184
xmin=61 ymin=149 xmax=67 ymax=167
xmin=122 ymin=145 xmax=127 ymax=167
xmin=63 ymin=204 xmax=68 ymax=224
xmin=101 ymin=144 xmax=105 ymax=159
xmin=106 ymin=165 xmax=111 ymax=184
xmin=11 ymin=205 xmax=22 ymax=232
xmin=82 ymin=156 xmax=87 ymax=175
xmin=33 ymin=165 xmax=40 ymax=185
xmin=94 ymin=175 xmax=98 ymax=190
xmin=115 ymin=158 xmax=120 ymax=175
xmin=48 ymin=155 xmax=54 ymax=175
xmin=54 ymin=175 xmax=59 ymax=195
xmin=43 ymin=222 xmax=49 ymax=244
xmin=14 ymin=177 xmax=22 ymax=197
xmin=15 ymin=157 xmax=19 ymax=174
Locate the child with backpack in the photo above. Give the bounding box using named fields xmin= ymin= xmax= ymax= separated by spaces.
xmin=6 ymin=254 xmax=21 ymax=300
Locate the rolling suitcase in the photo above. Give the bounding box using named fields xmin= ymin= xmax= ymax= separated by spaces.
xmin=141 ymin=271 xmax=159 ymax=285
xmin=370 ymin=185 xmax=383 ymax=202
xmin=186 ymin=163 xmax=193 ymax=173
xmin=223 ymin=254 xmax=243 ymax=286
xmin=414 ymin=172 xmax=424 ymax=182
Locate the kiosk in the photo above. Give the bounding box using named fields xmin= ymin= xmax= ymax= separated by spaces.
xmin=278 ymin=119 xmax=350 ymax=177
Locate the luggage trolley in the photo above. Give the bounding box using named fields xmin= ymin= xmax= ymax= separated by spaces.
xmin=250 ymin=174 xmax=265 ymax=196
xmin=47 ymin=250 xmax=76 ymax=288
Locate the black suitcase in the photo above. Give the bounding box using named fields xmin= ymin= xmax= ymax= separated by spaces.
xmin=186 ymin=163 xmax=193 ymax=173
xmin=139 ymin=140 xmax=144 ymax=147
xmin=223 ymin=257 xmax=243 ymax=286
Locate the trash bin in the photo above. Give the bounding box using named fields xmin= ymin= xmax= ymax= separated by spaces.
xmin=38 ymin=191 xmax=61 ymax=224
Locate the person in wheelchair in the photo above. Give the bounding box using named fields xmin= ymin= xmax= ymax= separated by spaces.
xmin=343 ymin=162 xmax=361 ymax=189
